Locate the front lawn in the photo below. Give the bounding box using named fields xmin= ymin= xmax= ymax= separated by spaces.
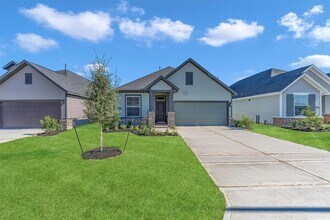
xmin=0 ymin=124 xmax=225 ymax=219
xmin=252 ymin=124 xmax=330 ymax=151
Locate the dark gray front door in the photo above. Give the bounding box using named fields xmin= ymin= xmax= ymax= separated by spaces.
xmin=1 ymin=101 xmax=61 ymax=128
xmin=174 ymin=101 xmax=228 ymax=126
xmin=155 ymin=96 xmax=166 ymax=123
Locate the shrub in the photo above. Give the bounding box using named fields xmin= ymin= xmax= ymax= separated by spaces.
xmin=141 ymin=124 xmax=151 ymax=136
xmin=301 ymin=106 xmax=323 ymax=130
xmin=237 ymin=115 xmax=254 ymax=129
xmin=120 ymin=124 xmax=127 ymax=130
xmin=40 ymin=116 xmax=62 ymax=133
xmin=291 ymin=119 xmax=299 ymax=128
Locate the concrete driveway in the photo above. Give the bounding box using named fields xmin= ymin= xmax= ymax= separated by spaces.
xmin=178 ymin=126 xmax=330 ymax=220
xmin=0 ymin=129 xmax=42 ymax=143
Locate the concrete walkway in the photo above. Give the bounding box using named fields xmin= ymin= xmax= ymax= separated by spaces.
xmin=178 ymin=126 xmax=330 ymax=220
xmin=0 ymin=129 xmax=42 ymax=143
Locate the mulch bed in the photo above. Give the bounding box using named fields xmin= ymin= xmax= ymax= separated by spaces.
xmin=37 ymin=131 xmax=61 ymax=136
xmin=82 ymin=147 xmax=122 ymax=160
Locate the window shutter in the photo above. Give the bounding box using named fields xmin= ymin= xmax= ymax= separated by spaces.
xmin=308 ymin=94 xmax=316 ymax=111
xmin=286 ymin=94 xmax=294 ymax=116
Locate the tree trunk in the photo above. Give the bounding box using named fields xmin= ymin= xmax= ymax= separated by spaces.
xmin=100 ymin=125 xmax=103 ymax=152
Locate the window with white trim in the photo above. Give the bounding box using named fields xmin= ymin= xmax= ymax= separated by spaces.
xmin=126 ymin=96 xmax=141 ymax=117
xmin=294 ymin=94 xmax=308 ymax=116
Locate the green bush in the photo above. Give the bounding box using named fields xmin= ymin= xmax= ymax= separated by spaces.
xmin=237 ymin=115 xmax=254 ymax=130
xmin=120 ymin=124 xmax=127 ymax=130
xmin=302 ymin=106 xmax=323 ymax=130
xmin=291 ymin=119 xmax=299 ymax=128
xmin=40 ymin=116 xmax=62 ymax=133
xmin=141 ymin=124 xmax=151 ymax=136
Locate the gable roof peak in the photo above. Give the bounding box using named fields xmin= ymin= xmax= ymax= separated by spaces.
xmin=270 ymin=68 xmax=286 ymax=77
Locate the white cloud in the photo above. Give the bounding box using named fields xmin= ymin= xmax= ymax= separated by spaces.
xmin=131 ymin=6 xmax=145 ymax=16
xmin=20 ymin=3 xmax=113 ymax=42
xmin=275 ymin=34 xmax=287 ymax=41
xmin=15 ymin=33 xmax=58 ymax=53
xmin=117 ymin=0 xmax=128 ymax=13
xmin=290 ymin=55 xmax=330 ymax=68
xmin=278 ymin=5 xmax=324 ymax=39
xmin=117 ymin=0 xmax=145 ymax=15
xmin=310 ymin=20 xmax=330 ymax=42
xmin=199 ymin=19 xmax=264 ymax=47
xmin=303 ymin=5 xmax=324 ymax=17
xmin=83 ymin=63 xmax=109 ymax=73
xmin=119 ymin=17 xmax=194 ymax=45
xmin=278 ymin=12 xmax=313 ymax=38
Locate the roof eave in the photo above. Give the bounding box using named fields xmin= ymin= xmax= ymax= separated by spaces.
xmin=166 ymin=58 xmax=237 ymax=95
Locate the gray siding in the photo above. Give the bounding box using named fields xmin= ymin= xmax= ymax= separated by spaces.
xmin=118 ymin=93 xmax=149 ymax=118
xmin=0 ymin=65 xmax=66 ymax=100
xmin=150 ymin=80 xmax=172 ymax=90
xmin=305 ymin=70 xmax=330 ymax=91
xmin=167 ymin=62 xmax=232 ymax=101
xmin=67 ymin=96 xmax=86 ymax=119
xmin=323 ymin=95 xmax=330 ymax=114
xmin=282 ymin=77 xmax=321 ymax=116
xmin=233 ymin=94 xmax=280 ymax=123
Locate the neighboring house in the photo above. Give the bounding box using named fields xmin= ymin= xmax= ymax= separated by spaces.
xmin=0 ymin=60 xmax=89 ymax=128
xmin=230 ymin=65 xmax=330 ymax=125
xmin=118 ymin=58 xmax=236 ymax=126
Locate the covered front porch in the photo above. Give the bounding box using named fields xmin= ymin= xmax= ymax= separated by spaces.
xmin=145 ymin=76 xmax=178 ymax=127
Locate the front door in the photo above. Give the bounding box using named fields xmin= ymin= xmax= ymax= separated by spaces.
xmin=155 ymin=96 xmax=166 ymax=123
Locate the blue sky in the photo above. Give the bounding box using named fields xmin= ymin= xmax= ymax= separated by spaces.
xmin=1 ymin=0 xmax=330 ymax=85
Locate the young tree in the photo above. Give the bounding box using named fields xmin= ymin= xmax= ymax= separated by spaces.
xmin=84 ymin=55 xmax=120 ymax=151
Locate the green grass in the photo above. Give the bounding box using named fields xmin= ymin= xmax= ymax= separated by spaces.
xmin=251 ymin=124 xmax=330 ymax=151
xmin=0 ymin=124 xmax=225 ymax=219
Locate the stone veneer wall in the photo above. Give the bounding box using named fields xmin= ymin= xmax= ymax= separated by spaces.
xmin=274 ymin=116 xmax=330 ymax=126
xmin=167 ymin=112 xmax=175 ymax=127
xmin=147 ymin=111 xmax=155 ymax=127
xmin=323 ymin=114 xmax=330 ymax=124
xmin=61 ymin=119 xmax=73 ymax=130
xmin=273 ymin=117 xmax=302 ymax=126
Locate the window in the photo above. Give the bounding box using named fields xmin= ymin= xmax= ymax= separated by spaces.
xmin=185 ymin=72 xmax=193 ymax=85
xmin=294 ymin=94 xmax=308 ymax=116
xmin=126 ymin=96 xmax=141 ymax=117
xmin=25 ymin=73 xmax=32 ymax=84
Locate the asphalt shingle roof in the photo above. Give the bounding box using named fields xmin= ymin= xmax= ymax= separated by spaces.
xmin=230 ymin=66 xmax=312 ymax=98
xmin=29 ymin=62 xmax=89 ymax=96
xmin=118 ymin=66 xmax=174 ymax=91
xmin=0 ymin=60 xmax=89 ymax=97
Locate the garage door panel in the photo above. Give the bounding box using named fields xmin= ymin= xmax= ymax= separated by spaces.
xmin=1 ymin=102 xmax=61 ymax=128
xmin=174 ymin=101 xmax=228 ymax=126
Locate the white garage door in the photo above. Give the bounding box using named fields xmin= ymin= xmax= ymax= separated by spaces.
xmin=174 ymin=101 xmax=228 ymax=126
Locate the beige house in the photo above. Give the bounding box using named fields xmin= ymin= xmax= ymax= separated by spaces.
xmin=0 ymin=60 xmax=89 ymax=128
xmin=118 ymin=58 xmax=236 ymax=126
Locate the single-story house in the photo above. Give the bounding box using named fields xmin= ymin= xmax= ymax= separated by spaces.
xmin=230 ymin=65 xmax=330 ymax=125
xmin=0 ymin=60 xmax=89 ymax=128
xmin=118 ymin=58 xmax=236 ymax=126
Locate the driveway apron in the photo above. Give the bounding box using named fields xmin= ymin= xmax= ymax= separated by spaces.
xmin=178 ymin=126 xmax=330 ymax=220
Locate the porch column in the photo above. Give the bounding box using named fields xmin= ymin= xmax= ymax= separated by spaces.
xmin=168 ymin=91 xmax=175 ymax=126
xmin=169 ymin=91 xmax=174 ymax=111
xmin=149 ymin=91 xmax=154 ymax=111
